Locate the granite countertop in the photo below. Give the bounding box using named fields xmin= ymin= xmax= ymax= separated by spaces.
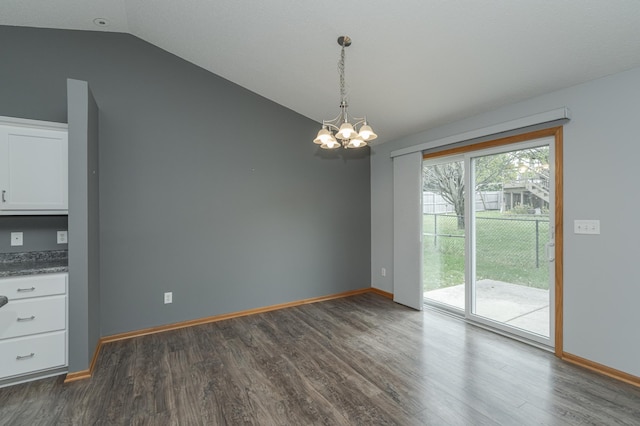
xmin=0 ymin=250 xmax=68 ymax=278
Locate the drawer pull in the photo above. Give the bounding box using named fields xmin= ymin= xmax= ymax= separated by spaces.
xmin=16 ymin=353 xmax=35 ymax=360
xmin=17 ymin=287 xmax=36 ymax=293
xmin=17 ymin=316 xmax=36 ymax=322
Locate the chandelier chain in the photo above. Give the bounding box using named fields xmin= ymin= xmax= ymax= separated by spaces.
xmin=339 ymin=45 xmax=346 ymax=103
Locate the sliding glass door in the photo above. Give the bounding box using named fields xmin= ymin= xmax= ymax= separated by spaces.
xmin=469 ymin=140 xmax=554 ymax=344
xmin=423 ymin=136 xmax=556 ymax=347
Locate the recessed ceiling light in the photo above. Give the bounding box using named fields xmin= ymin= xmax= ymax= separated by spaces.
xmin=93 ymin=18 xmax=109 ymax=27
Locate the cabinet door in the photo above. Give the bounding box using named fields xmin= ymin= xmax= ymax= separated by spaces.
xmin=0 ymin=295 xmax=67 ymax=340
xmin=0 ymin=331 xmax=67 ymax=379
xmin=0 ymin=125 xmax=68 ymax=212
xmin=0 ymin=274 xmax=67 ymax=300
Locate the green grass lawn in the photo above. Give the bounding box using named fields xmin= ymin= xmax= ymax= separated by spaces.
xmin=423 ymin=211 xmax=550 ymax=291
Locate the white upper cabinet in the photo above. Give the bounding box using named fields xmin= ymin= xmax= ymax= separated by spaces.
xmin=0 ymin=117 xmax=68 ymax=214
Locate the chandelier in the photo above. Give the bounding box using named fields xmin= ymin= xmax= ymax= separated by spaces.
xmin=313 ymin=36 xmax=377 ymax=149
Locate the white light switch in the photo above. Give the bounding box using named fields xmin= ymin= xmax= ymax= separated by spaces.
xmin=574 ymin=220 xmax=600 ymax=235
xmin=57 ymin=231 xmax=68 ymax=244
xmin=11 ymin=232 xmax=23 ymax=246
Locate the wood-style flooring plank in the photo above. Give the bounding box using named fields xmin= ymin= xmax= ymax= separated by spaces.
xmin=1 ymin=293 xmax=640 ymax=425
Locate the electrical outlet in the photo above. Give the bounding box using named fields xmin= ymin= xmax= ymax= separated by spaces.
xmin=11 ymin=232 xmax=23 ymax=246
xmin=164 ymin=292 xmax=173 ymax=304
xmin=381 ymin=267 xmax=386 ymax=277
xmin=57 ymin=230 xmax=68 ymax=244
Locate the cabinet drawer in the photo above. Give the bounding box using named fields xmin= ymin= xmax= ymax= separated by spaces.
xmin=0 ymin=274 xmax=66 ymax=300
xmin=0 ymin=295 xmax=66 ymax=340
xmin=0 ymin=331 xmax=66 ymax=379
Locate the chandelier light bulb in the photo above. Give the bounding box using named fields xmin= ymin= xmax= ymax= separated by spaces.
xmin=346 ymin=136 xmax=366 ymax=149
xmin=314 ymin=127 xmax=332 ymax=145
xmin=358 ymin=124 xmax=377 ymax=141
xmin=337 ymin=122 xmax=357 ymax=140
xmin=321 ymin=138 xmax=340 ymax=149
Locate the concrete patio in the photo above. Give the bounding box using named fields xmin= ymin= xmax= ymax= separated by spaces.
xmin=425 ymin=279 xmax=549 ymax=336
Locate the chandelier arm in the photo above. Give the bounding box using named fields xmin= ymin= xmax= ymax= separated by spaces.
xmin=323 ymin=115 xmax=367 ymax=134
xmin=322 ymin=112 xmax=345 ymax=131
xmin=350 ymin=118 xmax=367 ymax=129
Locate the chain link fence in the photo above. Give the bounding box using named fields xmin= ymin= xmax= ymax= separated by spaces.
xmin=423 ymin=213 xmax=550 ymax=289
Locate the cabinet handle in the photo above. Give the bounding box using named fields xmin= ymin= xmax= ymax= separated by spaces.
xmin=16 ymin=353 xmax=35 ymax=360
xmin=17 ymin=316 xmax=36 ymax=322
xmin=16 ymin=287 xmax=36 ymax=293
xmin=1 ymin=190 xmax=5 ymax=202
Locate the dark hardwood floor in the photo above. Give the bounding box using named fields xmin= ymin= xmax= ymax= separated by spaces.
xmin=1 ymin=293 xmax=639 ymax=425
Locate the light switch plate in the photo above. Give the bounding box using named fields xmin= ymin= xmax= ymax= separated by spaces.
xmin=574 ymin=219 xmax=600 ymax=235
xmin=11 ymin=232 xmax=23 ymax=246
xmin=57 ymin=231 xmax=68 ymax=244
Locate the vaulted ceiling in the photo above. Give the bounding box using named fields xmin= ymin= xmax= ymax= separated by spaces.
xmin=2 ymin=1 xmax=640 ymax=144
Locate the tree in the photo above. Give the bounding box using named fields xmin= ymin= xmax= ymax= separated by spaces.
xmin=423 ymin=161 xmax=465 ymax=228
xmin=423 ymin=147 xmax=548 ymax=229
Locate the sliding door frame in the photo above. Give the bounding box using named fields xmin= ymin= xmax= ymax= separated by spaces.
xmin=422 ymin=127 xmax=564 ymax=356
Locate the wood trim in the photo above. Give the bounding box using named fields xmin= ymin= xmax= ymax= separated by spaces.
xmin=87 ymin=339 xmax=103 ymax=376
xmin=422 ymin=127 xmax=562 ymax=160
xmin=63 ymin=288 xmax=379 ymax=382
xmin=60 ymin=287 xmax=640 ymax=390
xmin=64 ymin=369 xmax=91 ymax=383
xmin=554 ymin=127 xmax=564 ymax=357
xmin=423 ymin=126 xmax=565 ymax=358
xmin=562 ymin=352 xmax=640 ymax=388
xmin=64 ymin=339 xmax=104 ymax=384
xmin=369 ymin=288 xmax=394 ymax=299
xmin=101 ymin=288 xmax=373 ymax=344
xmin=64 ymin=287 xmax=393 ymax=383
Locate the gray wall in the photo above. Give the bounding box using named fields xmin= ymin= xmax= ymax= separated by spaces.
xmin=371 ymin=66 xmax=640 ymax=377
xmin=0 ymin=216 xmax=68 ymax=253
xmin=0 ymin=26 xmax=370 ymax=337
xmin=67 ymin=79 xmax=101 ymax=372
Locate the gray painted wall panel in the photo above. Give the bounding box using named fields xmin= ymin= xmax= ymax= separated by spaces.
xmin=86 ymin=83 xmax=100 ymax=368
xmin=371 ymin=66 xmax=640 ymax=377
xmin=0 ymin=26 xmax=370 ymax=338
xmin=67 ymin=79 xmax=88 ymax=371
xmin=67 ymin=78 xmax=101 ymax=372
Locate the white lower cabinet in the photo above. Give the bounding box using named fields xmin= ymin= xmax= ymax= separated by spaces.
xmin=0 ymin=273 xmax=68 ymax=383
xmin=0 ymin=331 xmax=66 ymax=378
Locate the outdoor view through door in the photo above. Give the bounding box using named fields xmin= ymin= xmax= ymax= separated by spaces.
xmin=423 ymin=137 xmax=555 ymax=346
xmin=423 ymin=156 xmax=466 ymax=311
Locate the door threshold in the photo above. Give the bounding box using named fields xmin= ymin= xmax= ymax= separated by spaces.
xmin=424 ymin=302 xmax=554 ymax=353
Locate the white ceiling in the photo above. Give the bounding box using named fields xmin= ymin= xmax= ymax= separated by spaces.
xmin=3 ymin=1 xmax=640 ymax=144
